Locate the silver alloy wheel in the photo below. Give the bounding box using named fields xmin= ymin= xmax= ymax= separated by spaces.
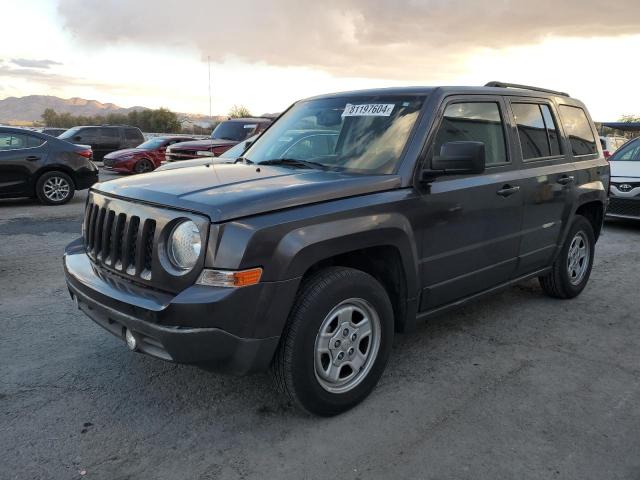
xmin=567 ymin=231 xmax=590 ymax=285
xmin=314 ymin=298 xmax=381 ymax=394
xmin=43 ymin=176 xmax=70 ymax=202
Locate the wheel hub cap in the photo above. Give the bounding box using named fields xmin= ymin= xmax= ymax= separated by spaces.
xmin=567 ymin=231 xmax=589 ymax=285
xmin=314 ymin=298 xmax=381 ymax=394
xmin=43 ymin=177 xmax=70 ymax=201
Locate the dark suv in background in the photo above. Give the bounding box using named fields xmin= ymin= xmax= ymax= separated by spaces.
xmin=59 ymin=125 xmax=144 ymax=161
xmin=65 ymin=82 xmax=608 ymax=415
xmin=165 ymin=118 xmax=272 ymax=161
xmin=0 ymin=126 xmax=98 ymax=205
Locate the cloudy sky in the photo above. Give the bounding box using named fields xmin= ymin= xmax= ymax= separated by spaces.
xmin=1 ymin=0 xmax=638 ymax=119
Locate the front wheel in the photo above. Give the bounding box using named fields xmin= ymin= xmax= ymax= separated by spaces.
xmin=539 ymin=215 xmax=595 ymax=298
xmin=134 ymin=158 xmax=154 ymax=174
xmin=272 ymin=267 xmax=394 ymax=416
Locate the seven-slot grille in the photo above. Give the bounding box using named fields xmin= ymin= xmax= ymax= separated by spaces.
xmin=84 ymin=201 xmax=156 ymax=281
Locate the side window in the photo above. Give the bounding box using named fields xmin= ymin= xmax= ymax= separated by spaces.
xmin=433 ymin=102 xmax=507 ymax=167
xmin=26 ymin=134 xmax=45 ymax=148
xmin=77 ymin=128 xmax=98 ymax=142
xmin=0 ymin=134 xmax=43 ymax=150
xmin=511 ymin=103 xmax=562 ymax=160
xmin=558 ymin=105 xmax=597 ymax=156
xmin=101 ymin=128 xmax=120 ymax=140
xmin=540 ymin=105 xmax=562 ymax=156
xmin=125 ymin=128 xmax=141 ymax=141
xmin=0 ymin=134 xmax=24 ymax=150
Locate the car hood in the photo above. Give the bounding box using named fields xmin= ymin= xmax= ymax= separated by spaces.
xmin=93 ymin=163 xmax=401 ymax=222
xmin=610 ymin=161 xmax=640 ymax=179
xmin=169 ymin=139 xmax=236 ymax=150
xmin=104 ymin=148 xmax=142 ymax=159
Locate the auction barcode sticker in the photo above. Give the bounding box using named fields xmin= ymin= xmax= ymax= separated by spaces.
xmin=342 ymin=103 xmax=395 ymax=117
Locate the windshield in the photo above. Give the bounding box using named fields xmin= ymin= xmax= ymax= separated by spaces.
xmin=58 ymin=127 xmax=81 ymax=139
xmin=243 ymin=95 xmax=425 ymax=174
xmin=137 ymin=138 xmax=166 ymax=150
xmin=211 ymin=121 xmax=257 ymax=141
xmin=610 ymin=138 xmax=640 ymax=162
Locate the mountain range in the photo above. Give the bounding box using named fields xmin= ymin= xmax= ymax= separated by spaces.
xmin=0 ymin=95 xmax=147 ymax=123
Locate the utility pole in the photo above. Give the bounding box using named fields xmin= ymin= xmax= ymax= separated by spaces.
xmin=208 ymin=56 xmax=212 ymax=119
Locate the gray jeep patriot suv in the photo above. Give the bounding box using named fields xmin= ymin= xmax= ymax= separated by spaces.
xmin=64 ymin=82 xmax=609 ymax=416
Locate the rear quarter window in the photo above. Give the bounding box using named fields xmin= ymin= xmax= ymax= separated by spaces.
xmin=558 ymin=105 xmax=597 ymax=156
xmin=125 ymin=128 xmax=142 ymax=140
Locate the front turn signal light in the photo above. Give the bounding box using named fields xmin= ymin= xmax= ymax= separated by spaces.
xmin=197 ymin=268 xmax=263 ymax=288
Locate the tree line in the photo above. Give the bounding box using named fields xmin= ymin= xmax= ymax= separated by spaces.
xmin=41 ymin=107 xmax=182 ymax=133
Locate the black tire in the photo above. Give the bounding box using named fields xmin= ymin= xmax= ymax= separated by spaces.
xmin=272 ymin=267 xmax=394 ymax=416
xmin=134 ymin=158 xmax=154 ymax=174
xmin=35 ymin=171 xmax=75 ymax=205
xmin=539 ymin=215 xmax=595 ymax=299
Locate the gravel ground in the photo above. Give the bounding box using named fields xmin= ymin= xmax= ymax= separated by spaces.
xmin=1 ymin=172 xmax=640 ymax=480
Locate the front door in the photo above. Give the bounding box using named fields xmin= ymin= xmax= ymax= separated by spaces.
xmin=0 ymin=132 xmax=47 ymax=197
xmin=418 ymin=97 xmax=524 ymax=311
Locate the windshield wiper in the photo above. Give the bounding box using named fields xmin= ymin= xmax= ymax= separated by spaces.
xmin=259 ymin=158 xmax=328 ymax=170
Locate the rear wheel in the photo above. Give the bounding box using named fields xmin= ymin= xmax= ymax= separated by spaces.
xmin=134 ymin=158 xmax=154 ymax=174
xmin=539 ymin=215 xmax=595 ymax=298
xmin=36 ymin=171 xmax=75 ymax=205
xmin=272 ymin=267 xmax=394 ymax=416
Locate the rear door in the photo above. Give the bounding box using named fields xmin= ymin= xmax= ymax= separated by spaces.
xmin=0 ymin=133 xmax=47 ymax=196
xmin=507 ymin=98 xmax=575 ymax=275
xmin=418 ymin=96 xmax=524 ymax=311
xmin=98 ymin=128 xmax=122 ymax=159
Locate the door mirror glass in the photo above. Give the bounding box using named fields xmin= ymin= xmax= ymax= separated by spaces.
xmin=430 ymin=141 xmax=486 ymax=175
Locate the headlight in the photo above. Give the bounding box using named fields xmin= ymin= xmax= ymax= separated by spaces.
xmin=167 ymin=220 xmax=201 ymax=271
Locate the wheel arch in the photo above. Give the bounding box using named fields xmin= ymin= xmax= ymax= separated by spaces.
xmin=31 ymin=165 xmax=77 ymax=194
xmin=271 ymin=214 xmax=420 ymax=333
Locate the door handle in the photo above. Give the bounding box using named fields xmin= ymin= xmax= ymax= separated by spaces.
xmin=26 ymin=156 xmax=40 ymax=161
xmin=497 ymin=185 xmax=520 ymax=197
xmin=557 ymin=175 xmax=575 ymax=185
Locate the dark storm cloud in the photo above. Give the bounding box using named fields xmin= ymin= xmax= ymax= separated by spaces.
xmin=11 ymin=58 xmax=63 ymax=69
xmin=57 ymin=0 xmax=640 ymax=77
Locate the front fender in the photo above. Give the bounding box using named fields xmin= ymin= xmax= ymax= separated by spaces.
xmin=271 ymin=212 xmax=419 ymax=295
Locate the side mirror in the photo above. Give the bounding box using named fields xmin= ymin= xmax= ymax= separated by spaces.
xmin=430 ymin=141 xmax=485 ymax=175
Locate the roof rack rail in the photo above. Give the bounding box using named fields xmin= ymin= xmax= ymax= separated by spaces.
xmin=485 ymin=81 xmax=570 ymax=98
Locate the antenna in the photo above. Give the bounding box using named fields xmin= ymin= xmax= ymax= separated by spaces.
xmin=208 ymin=56 xmax=212 ymax=118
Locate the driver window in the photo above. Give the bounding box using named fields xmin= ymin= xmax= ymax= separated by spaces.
xmin=433 ymin=102 xmax=508 ymax=166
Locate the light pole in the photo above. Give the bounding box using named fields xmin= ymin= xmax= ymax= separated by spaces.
xmin=208 ymin=56 xmax=212 ymax=119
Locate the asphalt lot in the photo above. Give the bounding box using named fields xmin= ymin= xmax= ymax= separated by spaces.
xmin=2 ymin=170 xmax=640 ymax=480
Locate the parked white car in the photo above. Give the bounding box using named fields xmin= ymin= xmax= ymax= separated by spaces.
xmin=607 ymin=137 xmax=640 ymax=219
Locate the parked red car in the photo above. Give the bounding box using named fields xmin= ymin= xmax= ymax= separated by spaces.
xmin=103 ymin=136 xmax=196 ymax=174
xmin=165 ymin=118 xmax=272 ymax=162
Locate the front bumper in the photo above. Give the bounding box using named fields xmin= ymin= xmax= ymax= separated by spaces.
xmin=64 ymin=239 xmax=299 ymax=374
xmin=607 ymin=196 xmax=640 ymax=220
